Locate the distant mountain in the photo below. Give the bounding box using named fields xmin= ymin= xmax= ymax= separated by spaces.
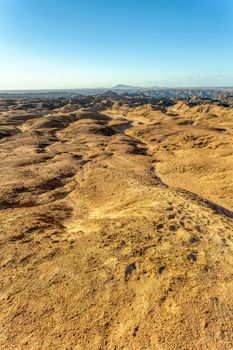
xmin=111 ymin=84 xmax=160 ymax=92
xmin=112 ymin=84 xmax=143 ymax=90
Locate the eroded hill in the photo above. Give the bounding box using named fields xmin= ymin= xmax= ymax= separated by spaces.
xmin=0 ymin=98 xmax=233 ymax=350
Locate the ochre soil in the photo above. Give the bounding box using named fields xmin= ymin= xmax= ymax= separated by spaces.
xmin=0 ymin=101 xmax=233 ymax=349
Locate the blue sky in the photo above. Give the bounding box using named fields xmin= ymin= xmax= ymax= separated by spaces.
xmin=0 ymin=0 xmax=233 ymax=89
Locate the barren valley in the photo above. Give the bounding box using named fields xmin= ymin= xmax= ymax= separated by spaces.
xmin=0 ymin=95 xmax=233 ymax=349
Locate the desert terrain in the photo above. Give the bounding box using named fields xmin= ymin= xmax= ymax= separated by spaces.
xmin=0 ymin=95 xmax=233 ymax=349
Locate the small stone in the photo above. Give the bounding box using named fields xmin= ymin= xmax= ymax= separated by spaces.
xmin=190 ymin=236 xmax=199 ymax=244
xmin=158 ymin=266 xmax=166 ymax=274
xmin=187 ymin=253 xmax=197 ymax=262
xmin=125 ymin=262 xmax=136 ymax=280
xmin=156 ymin=223 xmax=164 ymax=230
xmin=168 ymin=214 xmax=176 ymax=220
xmin=166 ymin=207 xmax=173 ymax=211
xmin=133 ymin=325 xmax=139 ymax=336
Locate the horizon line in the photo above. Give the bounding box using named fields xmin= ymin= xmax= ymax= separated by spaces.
xmin=1 ymin=85 xmax=233 ymax=92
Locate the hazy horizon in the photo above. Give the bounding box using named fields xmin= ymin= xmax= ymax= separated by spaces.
xmin=1 ymin=84 xmax=233 ymax=93
xmin=0 ymin=0 xmax=233 ymax=89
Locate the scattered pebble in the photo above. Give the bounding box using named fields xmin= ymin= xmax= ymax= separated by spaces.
xmin=190 ymin=236 xmax=199 ymax=244
xmin=158 ymin=266 xmax=166 ymax=274
xmin=187 ymin=253 xmax=197 ymax=262
xmin=168 ymin=213 xmax=176 ymax=220
xmin=125 ymin=262 xmax=136 ymax=280
xmin=133 ymin=325 xmax=139 ymax=336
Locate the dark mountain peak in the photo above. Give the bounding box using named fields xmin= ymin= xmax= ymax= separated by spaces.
xmin=101 ymin=90 xmax=119 ymax=97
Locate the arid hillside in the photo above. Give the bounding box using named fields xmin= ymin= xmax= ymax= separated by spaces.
xmin=0 ymin=98 xmax=233 ymax=350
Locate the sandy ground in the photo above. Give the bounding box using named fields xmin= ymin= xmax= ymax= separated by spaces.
xmin=0 ymin=100 xmax=233 ymax=349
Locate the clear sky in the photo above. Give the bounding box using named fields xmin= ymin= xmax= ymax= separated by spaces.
xmin=0 ymin=0 xmax=233 ymax=89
